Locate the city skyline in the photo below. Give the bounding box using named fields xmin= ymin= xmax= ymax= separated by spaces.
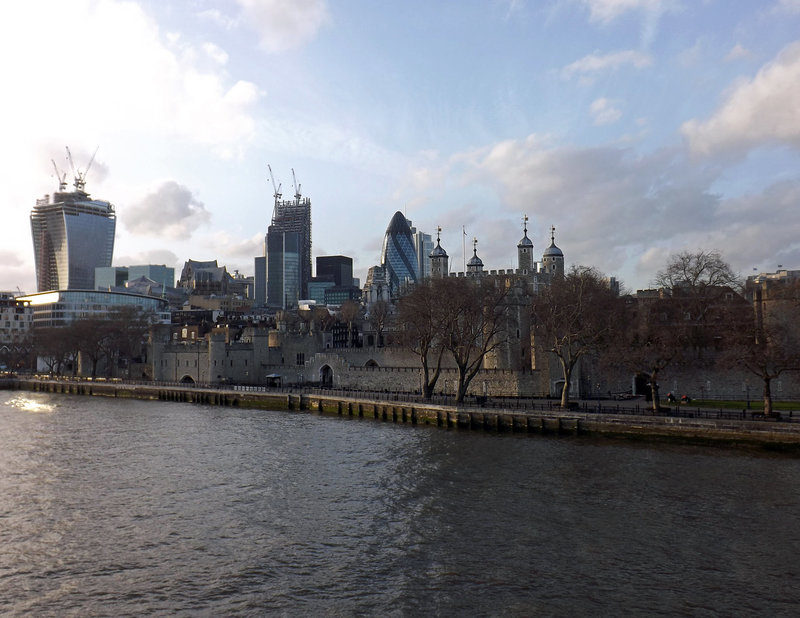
xmin=3 ymin=1 xmax=800 ymax=294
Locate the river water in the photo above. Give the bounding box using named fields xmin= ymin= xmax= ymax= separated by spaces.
xmin=1 ymin=391 xmax=799 ymax=616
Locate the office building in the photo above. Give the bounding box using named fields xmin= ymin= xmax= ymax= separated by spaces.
xmin=31 ymin=182 xmax=116 ymax=292
xmin=265 ymin=193 xmax=312 ymax=309
xmin=16 ymin=289 xmax=170 ymax=328
xmin=316 ymin=255 xmax=354 ymax=287
xmin=95 ymin=264 xmax=175 ymax=291
xmin=380 ymin=211 xmax=418 ymax=297
xmin=408 ymin=221 xmax=433 ymax=280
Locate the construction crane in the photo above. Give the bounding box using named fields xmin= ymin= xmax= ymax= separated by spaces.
xmin=267 ymin=164 xmax=282 ymax=204
xmin=291 ymin=168 xmax=302 ymax=201
xmin=51 ymin=159 xmax=68 ymax=191
xmin=65 ymin=145 xmax=99 ymax=192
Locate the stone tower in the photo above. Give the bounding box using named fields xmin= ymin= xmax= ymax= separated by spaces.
xmin=542 ymin=225 xmax=564 ymax=278
xmin=517 ymin=215 xmax=534 ymax=274
xmin=466 ymin=237 xmax=484 ymax=276
xmin=429 ymin=226 xmax=449 ymax=278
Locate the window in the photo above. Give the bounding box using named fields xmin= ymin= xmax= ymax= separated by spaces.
xmin=296 ymin=352 xmax=305 ymax=365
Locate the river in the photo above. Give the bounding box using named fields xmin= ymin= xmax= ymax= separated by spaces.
xmin=1 ymin=391 xmax=799 ymax=616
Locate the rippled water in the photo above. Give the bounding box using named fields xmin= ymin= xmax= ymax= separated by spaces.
xmin=1 ymin=391 xmax=800 ymax=616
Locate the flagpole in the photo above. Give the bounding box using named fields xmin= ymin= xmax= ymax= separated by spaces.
xmin=462 ymin=225 xmax=466 ymax=272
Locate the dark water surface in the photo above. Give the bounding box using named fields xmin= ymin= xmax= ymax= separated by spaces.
xmin=1 ymin=391 xmax=799 ymax=616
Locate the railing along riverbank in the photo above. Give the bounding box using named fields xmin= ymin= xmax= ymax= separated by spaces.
xmin=4 ymin=375 xmax=800 ymax=452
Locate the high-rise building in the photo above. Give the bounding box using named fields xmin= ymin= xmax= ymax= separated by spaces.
xmin=266 ymin=231 xmax=301 ymax=309
xmin=31 ymin=183 xmax=116 ymax=292
xmin=381 ymin=211 xmax=418 ymax=297
xmin=407 ymin=220 xmax=433 ymax=280
xmin=316 ymin=255 xmax=353 ymax=287
xmin=95 ymin=264 xmax=174 ymax=290
xmin=265 ymin=195 xmax=312 ymax=309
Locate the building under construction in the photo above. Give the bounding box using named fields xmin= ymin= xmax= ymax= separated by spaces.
xmin=31 ymin=150 xmax=116 ymax=292
xmin=265 ymin=168 xmax=312 ymax=309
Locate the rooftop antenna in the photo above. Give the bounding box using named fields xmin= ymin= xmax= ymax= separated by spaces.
xmin=291 ymin=168 xmax=302 ymax=201
xmin=65 ymin=145 xmax=99 ymax=192
xmin=51 ymin=159 xmax=68 ymax=191
xmin=267 ymin=164 xmax=282 ymax=206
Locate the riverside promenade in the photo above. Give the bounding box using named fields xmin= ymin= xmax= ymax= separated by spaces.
xmin=4 ymin=376 xmax=800 ymax=452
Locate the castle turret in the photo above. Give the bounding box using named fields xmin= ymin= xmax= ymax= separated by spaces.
xmin=517 ymin=215 xmax=534 ymax=274
xmin=467 ymin=237 xmax=484 ymax=276
xmin=542 ymin=225 xmax=564 ymax=278
xmin=429 ymin=226 xmax=449 ymax=278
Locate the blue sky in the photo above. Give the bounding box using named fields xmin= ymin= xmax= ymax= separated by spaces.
xmin=3 ymin=0 xmax=800 ymax=293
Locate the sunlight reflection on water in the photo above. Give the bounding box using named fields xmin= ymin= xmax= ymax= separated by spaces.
xmin=7 ymin=396 xmax=55 ymax=414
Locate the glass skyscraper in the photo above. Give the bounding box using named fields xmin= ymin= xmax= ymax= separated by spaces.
xmin=30 ymin=187 xmax=116 ymax=292
xmin=264 ymin=192 xmax=311 ymax=309
xmin=381 ymin=211 xmax=418 ymax=296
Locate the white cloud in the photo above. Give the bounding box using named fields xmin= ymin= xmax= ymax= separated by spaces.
xmin=582 ymin=0 xmax=674 ymax=24
xmin=774 ymin=0 xmax=800 ymax=14
xmin=724 ymin=43 xmax=752 ymax=62
xmin=197 ymin=8 xmax=237 ymax=30
xmin=590 ymin=98 xmax=622 ymax=125
xmin=114 ymin=250 xmax=181 ymax=272
xmin=124 ymin=181 xmax=211 ymax=239
xmin=0 ymin=1 xmax=260 ymax=161
xmin=203 ymin=42 xmax=229 ymax=65
xmin=235 ymin=0 xmax=330 ymax=53
xmin=562 ymin=50 xmax=652 ymax=78
xmin=682 ymin=42 xmax=800 ymax=155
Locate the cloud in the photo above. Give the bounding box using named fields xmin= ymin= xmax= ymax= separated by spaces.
xmin=235 ymin=0 xmax=330 ymax=53
xmin=774 ymin=0 xmax=800 ymax=14
xmin=412 ymin=134 xmax=732 ymax=286
xmin=124 ymin=181 xmax=211 ymax=239
xmin=682 ymin=42 xmax=800 ymax=156
xmin=114 ymin=249 xmax=181 ymax=270
xmin=211 ymin=232 xmax=264 ymax=260
xmin=582 ymin=0 xmax=673 ymax=24
xmin=590 ymin=98 xmax=622 ymax=125
xmin=724 ymin=43 xmax=752 ymax=62
xmin=0 ymin=1 xmax=260 ymax=161
xmin=202 ymin=42 xmax=229 ymax=65
xmin=562 ymin=50 xmax=652 ymax=79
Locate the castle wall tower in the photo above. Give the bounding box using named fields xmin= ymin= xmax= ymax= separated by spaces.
xmin=517 ymin=215 xmax=534 ymax=274
xmin=429 ymin=226 xmax=449 ymax=278
xmin=542 ymin=225 xmax=564 ymax=278
xmin=466 ymin=237 xmax=484 ymax=276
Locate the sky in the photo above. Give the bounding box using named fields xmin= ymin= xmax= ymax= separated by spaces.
xmin=3 ymin=0 xmax=800 ymax=294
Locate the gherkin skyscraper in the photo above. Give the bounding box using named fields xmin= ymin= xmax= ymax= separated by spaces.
xmin=380 ymin=211 xmax=418 ymax=297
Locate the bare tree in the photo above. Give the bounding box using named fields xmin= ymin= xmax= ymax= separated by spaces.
xmin=653 ymin=249 xmax=742 ymax=355
xmin=618 ymin=294 xmax=684 ymax=412
xmin=443 ymin=277 xmax=513 ymax=403
xmin=617 ymin=250 xmax=743 ymax=410
xmin=73 ymin=318 xmax=113 ymax=378
xmin=532 ymin=266 xmax=620 ymax=408
xmin=397 ymin=280 xmax=447 ymax=399
xmin=33 ymin=326 xmax=78 ymax=375
xmin=339 ymin=300 xmax=361 ymax=348
xmin=367 ymin=299 xmax=391 ymax=347
xmin=723 ymin=280 xmax=800 ymax=416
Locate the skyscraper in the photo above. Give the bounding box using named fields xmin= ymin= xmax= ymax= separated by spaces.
xmin=316 ymin=255 xmax=353 ymax=287
xmin=31 ymin=179 xmax=116 ymax=292
xmin=265 ymin=195 xmax=311 ymax=309
xmin=381 ymin=211 xmax=418 ymax=296
xmin=407 ymin=219 xmax=433 ymax=280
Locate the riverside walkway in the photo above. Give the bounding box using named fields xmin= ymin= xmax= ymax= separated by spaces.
xmin=4 ymin=376 xmax=800 ymax=452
